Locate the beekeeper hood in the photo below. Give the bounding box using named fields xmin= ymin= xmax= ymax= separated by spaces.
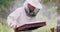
xmin=23 ymin=0 xmax=42 ymax=17
xmin=25 ymin=0 xmax=42 ymax=9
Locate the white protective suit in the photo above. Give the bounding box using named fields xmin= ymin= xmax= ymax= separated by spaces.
xmin=7 ymin=0 xmax=45 ymax=32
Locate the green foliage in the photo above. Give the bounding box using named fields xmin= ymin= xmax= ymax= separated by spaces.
xmin=42 ymin=0 xmax=56 ymax=4
xmin=0 ymin=23 xmax=11 ymax=32
xmin=42 ymin=0 xmax=50 ymax=4
xmin=48 ymin=7 xmax=57 ymax=13
xmin=0 ymin=0 xmax=14 ymax=7
xmin=0 ymin=1 xmax=14 ymax=32
xmin=0 ymin=0 xmax=14 ymax=18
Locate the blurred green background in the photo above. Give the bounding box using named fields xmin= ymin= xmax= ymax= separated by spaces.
xmin=0 ymin=0 xmax=57 ymax=32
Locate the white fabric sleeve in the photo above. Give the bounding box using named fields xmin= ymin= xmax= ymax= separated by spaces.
xmin=7 ymin=8 xmax=21 ymax=27
xmin=7 ymin=16 xmax=17 ymax=27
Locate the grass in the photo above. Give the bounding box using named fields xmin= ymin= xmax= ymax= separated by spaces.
xmin=0 ymin=23 xmax=11 ymax=32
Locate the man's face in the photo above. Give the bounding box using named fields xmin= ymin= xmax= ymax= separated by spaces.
xmin=27 ymin=3 xmax=35 ymax=12
xmin=25 ymin=3 xmax=40 ymax=17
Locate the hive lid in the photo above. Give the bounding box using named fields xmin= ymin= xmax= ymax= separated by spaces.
xmin=15 ymin=22 xmax=46 ymax=32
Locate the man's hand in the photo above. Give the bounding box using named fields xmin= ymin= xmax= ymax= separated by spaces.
xmin=11 ymin=25 xmax=17 ymax=30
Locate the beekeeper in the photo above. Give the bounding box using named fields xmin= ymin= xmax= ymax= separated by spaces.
xmin=7 ymin=0 xmax=44 ymax=32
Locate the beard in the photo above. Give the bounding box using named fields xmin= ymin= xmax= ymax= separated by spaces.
xmin=28 ymin=9 xmax=36 ymax=17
